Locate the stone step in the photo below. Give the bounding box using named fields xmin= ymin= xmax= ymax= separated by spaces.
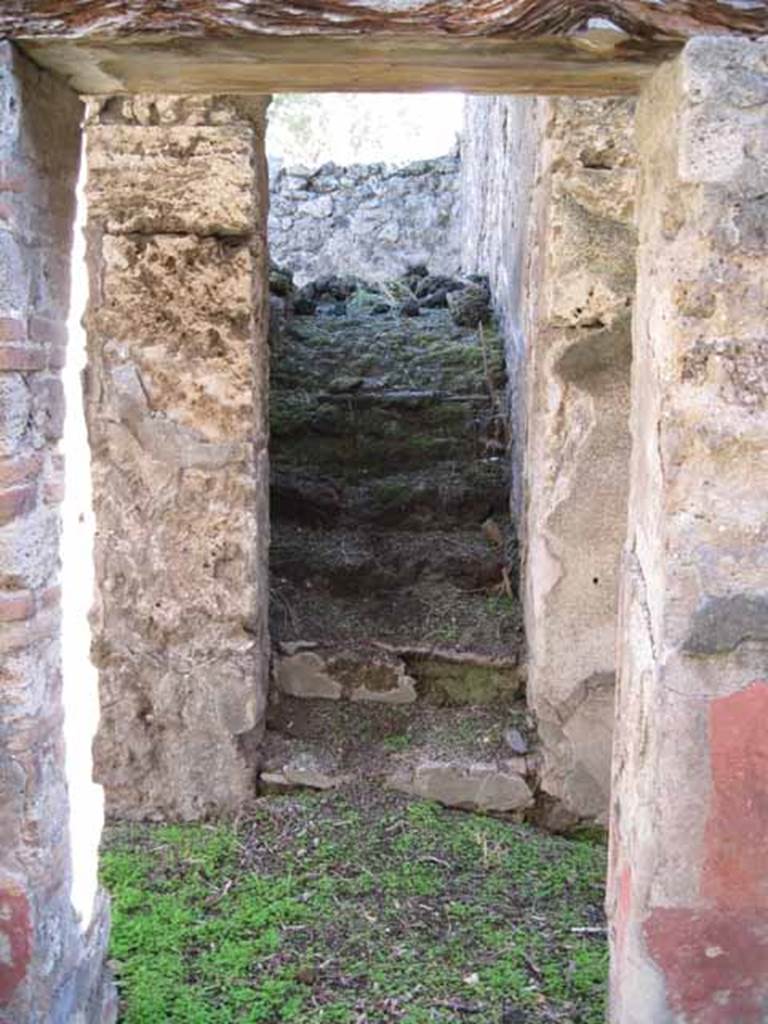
xmin=270 ymin=306 xmax=505 ymax=402
xmin=271 ymin=525 xmax=510 ymax=597
xmin=261 ymin=695 xmax=538 ymax=815
xmin=270 ymin=396 xmax=492 ymax=478
xmin=389 ymin=759 xmax=533 ymax=813
xmin=271 ymin=461 xmax=508 ymax=530
xmin=273 ymin=642 xmax=523 ymax=707
xmin=312 ymin=388 xmax=490 ymax=407
xmin=270 ymin=520 xmax=524 ymax=658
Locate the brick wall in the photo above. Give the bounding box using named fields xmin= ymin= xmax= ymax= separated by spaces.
xmin=0 ymin=42 xmax=115 ymax=1023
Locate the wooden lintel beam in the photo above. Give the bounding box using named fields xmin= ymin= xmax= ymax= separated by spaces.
xmin=3 ymin=2 xmax=765 ymax=97
xmin=17 ymin=33 xmax=684 ymax=96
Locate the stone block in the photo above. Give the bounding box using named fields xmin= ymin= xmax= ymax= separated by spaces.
xmin=92 ymin=234 xmax=262 ymax=445
xmin=86 ymin=96 xmax=270 ymax=822
xmin=260 ymin=746 xmax=350 ymax=793
xmin=503 ymin=727 xmax=528 ymax=755
xmin=0 ymin=505 xmax=58 ymax=589
xmin=274 ymin=648 xmax=419 ymax=704
xmin=0 ymin=316 xmax=25 ymax=341
xmin=0 ymin=374 xmax=30 ymax=456
xmin=0 ymin=588 xmax=34 ymax=622
xmin=390 ymin=760 xmax=533 ymax=813
xmin=510 ymin=97 xmax=635 ymax=822
xmin=27 ymin=239 xmax=73 ymax=321
xmin=679 ymin=38 xmax=768 ymax=190
xmin=349 ymin=672 xmax=417 ymax=705
xmin=275 ymin=652 xmax=342 ymax=700
xmin=338 ymin=653 xmax=417 ymax=705
xmin=461 ymin=94 xmax=638 ymax=822
xmin=94 ymin=653 xmax=265 ymax=821
xmin=608 ymin=38 xmax=768 ymax=1023
xmin=0 ymin=639 xmax=56 ymax=728
xmin=87 ymin=125 xmax=257 ymax=235
xmin=0 ymin=228 xmax=27 ymax=312
xmin=29 ymin=375 xmax=65 ymax=441
xmin=28 ymin=315 xmax=67 ymax=347
xmin=0 ymin=452 xmax=43 ymax=488
xmin=0 ymin=484 xmax=36 ymax=525
xmin=0 ymin=345 xmax=46 ymax=371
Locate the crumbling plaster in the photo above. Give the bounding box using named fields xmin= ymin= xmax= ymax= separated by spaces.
xmin=463 ymin=94 xmax=637 ymax=823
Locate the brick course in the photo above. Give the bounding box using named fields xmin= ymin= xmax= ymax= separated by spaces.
xmin=0 ymin=589 xmax=34 ymax=622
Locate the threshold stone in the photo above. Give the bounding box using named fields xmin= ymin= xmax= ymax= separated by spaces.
xmin=388 ymin=760 xmax=533 ymax=812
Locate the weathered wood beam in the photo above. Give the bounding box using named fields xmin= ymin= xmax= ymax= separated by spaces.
xmin=3 ymin=2 xmax=766 ymax=96
xmin=16 ymin=33 xmax=679 ymax=96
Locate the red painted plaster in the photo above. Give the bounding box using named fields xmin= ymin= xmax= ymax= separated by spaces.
xmin=0 ymin=882 xmax=31 ymax=1004
xmin=644 ymin=907 xmax=768 ymax=1024
xmin=609 ymin=859 xmax=633 ymax=1015
xmin=643 ymin=681 xmax=768 ymax=1022
xmin=702 ymin=680 xmax=768 ymax=909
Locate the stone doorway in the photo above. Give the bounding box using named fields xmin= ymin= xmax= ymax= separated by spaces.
xmin=0 ymin=10 xmax=765 ymax=1020
xmin=81 ymin=90 xmax=640 ymax=831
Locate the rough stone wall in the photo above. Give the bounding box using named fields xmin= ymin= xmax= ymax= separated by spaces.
xmin=461 ymin=97 xmax=541 ymax=524
xmin=269 ymin=154 xmax=461 ymax=285
xmin=462 ymin=95 xmax=637 ymax=823
xmin=85 ymin=95 xmax=271 ymax=821
xmin=0 ymin=43 xmax=116 ymax=1023
xmin=608 ymin=38 xmax=768 ymax=1022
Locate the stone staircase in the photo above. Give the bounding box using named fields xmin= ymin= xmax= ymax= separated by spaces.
xmin=265 ymin=267 xmax=535 ymax=816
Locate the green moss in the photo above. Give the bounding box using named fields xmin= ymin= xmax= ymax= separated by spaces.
xmin=102 ymin=792 xmax=607 ymax=1023
xmin=270 ymin=307 xmax=506 ymax=395
xmin=485 ymin=593 xmax=518 ymax=616
xmin=272 ymin=427 xmax=474 ymax=481
xmin=382 ymin=733 xmax=411 ymax=753
xmin=269 ymin=392 xmax=322 ymax=437
xmin=367 ymin=478 xmax=413 ymax=507
xmin=414 ymin=660 xmax=522 ymax=706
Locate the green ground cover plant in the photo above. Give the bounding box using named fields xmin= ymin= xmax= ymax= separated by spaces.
xmin=101 ymin=790 xmax=607 ymax=1023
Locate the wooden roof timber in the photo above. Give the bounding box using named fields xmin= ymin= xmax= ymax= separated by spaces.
xmin=4 ymin=2 xmax=767 ymax=96
xmin=3 ymin=2 xmax=766 ymax=39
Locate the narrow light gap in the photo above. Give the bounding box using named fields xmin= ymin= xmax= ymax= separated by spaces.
xmin=62 ymin=132 xmax=103 ymax=929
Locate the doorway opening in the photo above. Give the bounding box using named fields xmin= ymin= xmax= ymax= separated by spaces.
xmin=86 ymin=90 xmax=616 ymax=1023
xmin=265 ymin=94 xmax=529 ymax=809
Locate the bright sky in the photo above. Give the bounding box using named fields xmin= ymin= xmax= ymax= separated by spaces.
xmin=267 ymin=92 xmax=465 ymax=167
